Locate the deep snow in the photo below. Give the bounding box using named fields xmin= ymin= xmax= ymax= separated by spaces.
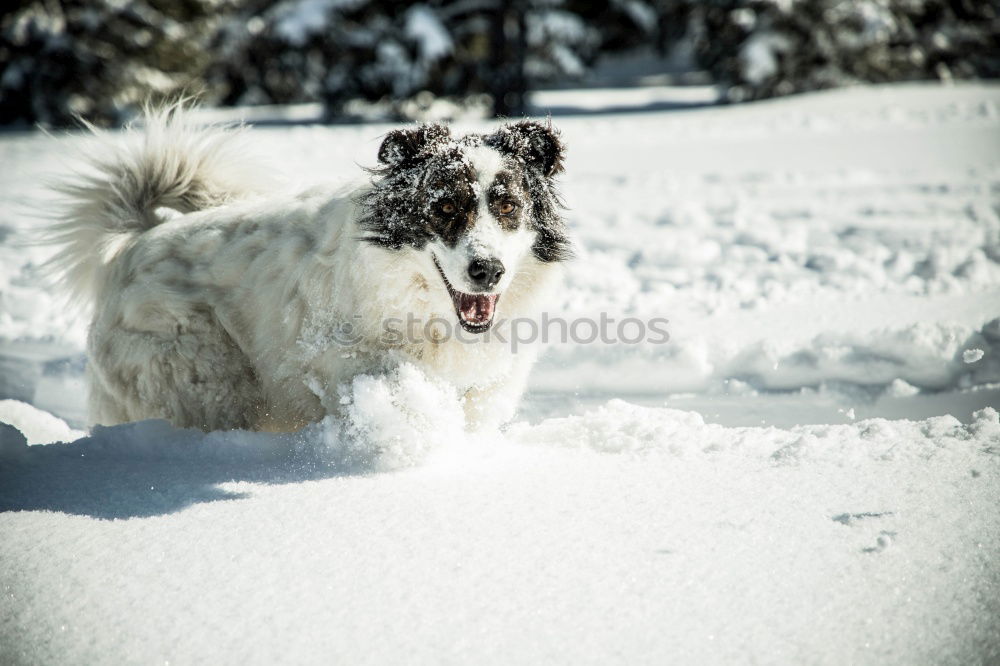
xmin=1 ymin=83 xmax=999 ymax=664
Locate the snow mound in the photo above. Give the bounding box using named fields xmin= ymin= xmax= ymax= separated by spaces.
xmin=2 ymin=395 xmax=998 ymax=663
xmin=0 ymin=399 xmax=84 ymax=444
xmin=0 ymin=363 xmax=466 ymax=472
xmin=316 ymin=363 xmax=467 ymax=470
xmin=514 ymin=399 xmax=1000 ymax=464
xmin=4 ymin=394 xmax=995 ymax=473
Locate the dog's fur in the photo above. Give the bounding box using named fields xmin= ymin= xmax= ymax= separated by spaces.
xmin=46 ymin=108 xmax=570 ymax=432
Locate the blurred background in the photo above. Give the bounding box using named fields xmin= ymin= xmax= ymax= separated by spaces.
xmin=1 ymin=0 xmax=998 ymax=128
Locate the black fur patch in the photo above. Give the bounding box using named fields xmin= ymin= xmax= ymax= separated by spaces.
xmin=485 ymin=119 xmax=566 ymax=178
xmin=359 ymin=121 xmax=572 ymax=263
xmin=377 ymin=124 xmax=453 ymax=169
xmin=485 ymin=121 xmax=571 ymax=262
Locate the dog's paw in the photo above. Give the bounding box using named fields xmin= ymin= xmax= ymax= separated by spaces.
xmin=462 ymin=384 xmax=518 ymax=435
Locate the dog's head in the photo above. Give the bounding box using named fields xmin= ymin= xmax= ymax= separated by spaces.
xmin=360 ymin=120 xmax=571 ymax=333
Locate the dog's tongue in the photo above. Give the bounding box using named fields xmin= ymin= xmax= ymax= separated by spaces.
xmin=457 ymin=293 xmax=497 ymax=325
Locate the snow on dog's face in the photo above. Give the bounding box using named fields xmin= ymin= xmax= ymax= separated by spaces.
xmin=360 ymin=121 xmax=570 ymax=333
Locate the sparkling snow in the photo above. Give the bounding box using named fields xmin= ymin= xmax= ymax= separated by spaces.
xmin=1 ymin=83 xmax=999 ymax=664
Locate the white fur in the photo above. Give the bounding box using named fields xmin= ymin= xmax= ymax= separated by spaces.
xmin=48 ymin=110 xmax=562 ymax=433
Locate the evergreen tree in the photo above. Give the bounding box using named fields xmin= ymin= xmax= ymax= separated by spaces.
xmin=690 ymin=0 xmax=1000 ymax=102
xmin=0 ymin=0 xmax=228 ymax=127
xmin=209 ymin=0 xmax=601 ymax=119
xmin=3 ymin=0 xmax=998 ymax=126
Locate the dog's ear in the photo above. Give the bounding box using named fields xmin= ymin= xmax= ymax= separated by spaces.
xmin=488 ymin=120 xmax=565 ymax=177
xmin=378 ymin=123 xmax=451 ymax=168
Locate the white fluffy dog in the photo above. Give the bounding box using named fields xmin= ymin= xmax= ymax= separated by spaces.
xmin=47 ymin=109 xmax=571 ymax=432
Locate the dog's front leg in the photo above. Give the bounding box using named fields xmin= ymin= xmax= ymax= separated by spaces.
xmin=461 ymin=354 xmax=534 ymax=432
xmin=300 ymin=347 xmax=372 ymax=415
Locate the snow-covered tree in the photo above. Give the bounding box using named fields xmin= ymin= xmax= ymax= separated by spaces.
xmin=690 ymin=0 xmax=1000 ymax=102
xmin=210 ymin=0 xmax=603 ymax=118
xmin=0 ymin=0 xmax=227 ymax=127
xmin=6 ymin=0 xmax=995 ymax=126
xmin=210 ymin=1 xmax=454 ymax=113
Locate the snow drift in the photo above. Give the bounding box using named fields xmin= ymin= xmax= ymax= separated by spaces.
xmin=2 ymin=83 xmax=1000 ymax=664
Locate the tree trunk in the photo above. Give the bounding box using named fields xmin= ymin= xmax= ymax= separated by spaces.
xmin=489 ymin=2 xmax=527 ymax=118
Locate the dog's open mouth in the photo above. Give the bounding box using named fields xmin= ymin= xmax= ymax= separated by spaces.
xmin=433 ymin=257 xmax=500 ymax=334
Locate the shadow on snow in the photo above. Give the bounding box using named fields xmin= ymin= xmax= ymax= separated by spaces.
xmin=0 ymin=419 xmax=372 ymax=520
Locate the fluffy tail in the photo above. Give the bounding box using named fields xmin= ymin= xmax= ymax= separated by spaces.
xmin=45 ymin=104 xmax=266 ymax=304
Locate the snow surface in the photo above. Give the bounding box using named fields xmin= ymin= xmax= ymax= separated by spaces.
xmin=2 ymin=83 xmax=1000 ymax=663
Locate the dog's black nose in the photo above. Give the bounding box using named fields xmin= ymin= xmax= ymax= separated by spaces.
xmin=468 ymin=257 xmax=505 ymax=290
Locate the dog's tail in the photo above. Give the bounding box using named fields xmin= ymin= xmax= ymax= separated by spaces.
xmin=45 ymin=103 xmax=266 ymax=304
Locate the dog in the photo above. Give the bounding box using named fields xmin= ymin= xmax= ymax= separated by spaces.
xmin=45 ymin=108 xmax=571 ymax=433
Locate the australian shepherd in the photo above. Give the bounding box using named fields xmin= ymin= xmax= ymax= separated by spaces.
xmin=47 ymin=108 xmax=571 ymax=433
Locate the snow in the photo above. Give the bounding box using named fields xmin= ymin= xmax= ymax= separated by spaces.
xmin=273 ymin=0 xmax=362 ymax=46
xmin=965 ymin=348 xmax=985 ymax=364
xmin=2 ymin=82 xmax=1000 ymax=663
xmin=739 ymin=30 xmax=791 ymax=86
xmin=404 ymin=5 xmax=452 ymax=63
xmin=0 ymin=399 xmax=84 ymax=445
xmin=2 ymin=398 xmax=998 ymax=663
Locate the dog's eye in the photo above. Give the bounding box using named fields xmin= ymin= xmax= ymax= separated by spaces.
xmin=439 ymin=202 xmax=456 ymax=215
xmin=499 ymin=202 xmax=516 ymax=215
